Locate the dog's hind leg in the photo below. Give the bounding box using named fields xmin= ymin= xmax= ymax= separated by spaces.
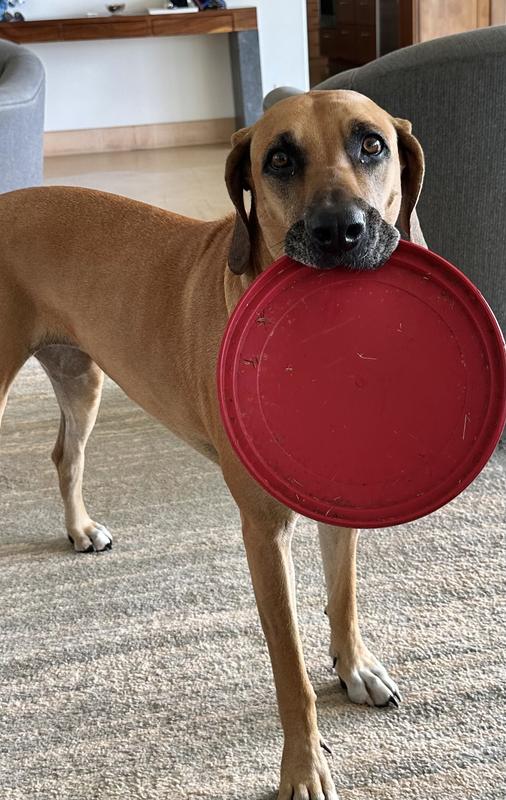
xmin=318 ymin=523 xmax=401 ymax=707
xmin=36 ymin=345 xmax=112 ymax=553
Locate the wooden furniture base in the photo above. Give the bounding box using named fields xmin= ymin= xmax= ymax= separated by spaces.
xmin=0 ymin=9 xmax=256 ymax=43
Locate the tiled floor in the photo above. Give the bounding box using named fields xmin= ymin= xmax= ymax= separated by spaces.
xmin=44 ymin=144 xmax=233 ymax=219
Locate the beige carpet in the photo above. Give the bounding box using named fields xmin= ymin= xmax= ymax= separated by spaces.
xmin=1 ymin=358 xmax=505 ymax=800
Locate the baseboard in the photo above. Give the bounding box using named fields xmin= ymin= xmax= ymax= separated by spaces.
xmin=44 ymin=118 xmax=236 ymax=157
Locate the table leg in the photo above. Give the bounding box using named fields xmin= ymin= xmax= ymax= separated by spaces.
xmin=228 ymin=29 xmax=263 ymax=129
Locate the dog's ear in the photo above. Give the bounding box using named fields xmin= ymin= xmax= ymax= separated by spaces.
xmin=225 ymin=126 xmax=253 ymax=274
xmin=393 ymin=117 xmax=427 ymax=248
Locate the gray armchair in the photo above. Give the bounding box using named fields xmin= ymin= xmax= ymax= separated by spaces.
xmin=0 ymin=38 xmax=45 ymax=194
xmin=264 ymin=25 xmax=506 ymax=336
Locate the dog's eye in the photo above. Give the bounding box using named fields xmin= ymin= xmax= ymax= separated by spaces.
xmin=269 ymin=151 xmax=291 ymax=170
xmin=361 ymin=135 xmax=384 ymax=156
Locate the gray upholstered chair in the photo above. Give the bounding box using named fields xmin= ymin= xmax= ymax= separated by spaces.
xmin=0 ymin=38 xmax=45 ymax=194
xmin=264 ymin=25 xmax=506 ymax=336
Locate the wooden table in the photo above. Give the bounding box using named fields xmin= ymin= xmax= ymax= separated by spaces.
xmin=0 ymin=8 xmax=262 ymax=127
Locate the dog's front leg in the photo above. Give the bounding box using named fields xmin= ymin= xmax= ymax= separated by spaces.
xmin=318 ymin=524 xmax=400 ymax=708
xmin=241 ymin=510 xmax=338 ymax=800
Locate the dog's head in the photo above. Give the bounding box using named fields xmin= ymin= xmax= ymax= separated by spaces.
xmin=225 ymin=90 xmax=425 ymax=274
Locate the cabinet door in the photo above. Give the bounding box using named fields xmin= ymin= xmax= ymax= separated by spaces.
xmin=415 ymin=0 xmax=491 ymax=43
xmin=356 ymin=26 xmax=377 ymax=62
xmin=335 ymin=0 xmax=356 ymax=23
xmin=356 ymin=0 xmax=376 ymax=26
xmin=491 ymin=0 xmax=506 ymax=24
xmin=320 ymin=26 xmax=337 ymax=57
xmin=335 ymin=24 xmax=357 ymax=60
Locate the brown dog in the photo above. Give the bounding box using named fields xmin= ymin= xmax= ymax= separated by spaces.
xmin=0 ymin=91 xmax=425 ymax=799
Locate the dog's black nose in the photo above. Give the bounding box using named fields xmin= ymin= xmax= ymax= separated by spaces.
xmin=306 ymin=202 xmax=366 ymax=253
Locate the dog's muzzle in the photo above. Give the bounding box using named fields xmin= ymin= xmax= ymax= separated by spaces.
xmin=284 ymin=197 xmax=400 ymax=270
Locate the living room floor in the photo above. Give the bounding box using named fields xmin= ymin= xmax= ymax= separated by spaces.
xmin=1 ymin=145 xmax=504 ymax=800
xmin=44 ymin=144 xmax=232 ymax=218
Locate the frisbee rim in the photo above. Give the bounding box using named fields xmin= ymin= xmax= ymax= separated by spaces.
xmin=217 ymin=241 xmax=506 ymax=528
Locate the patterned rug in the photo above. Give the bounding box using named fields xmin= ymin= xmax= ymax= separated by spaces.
xmin=1 ymin=359 xmax=505 ymax=799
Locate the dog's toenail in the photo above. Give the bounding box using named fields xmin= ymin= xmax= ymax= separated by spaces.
xmin=320 ymin=739 xmax=333 ymax=755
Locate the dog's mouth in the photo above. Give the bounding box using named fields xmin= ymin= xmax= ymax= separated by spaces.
xmin=284 ymin=205 xmax=400 ymax=271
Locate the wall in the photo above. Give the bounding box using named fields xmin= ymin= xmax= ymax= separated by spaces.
xmin=22 ymin=1 xmax=309 ymax=132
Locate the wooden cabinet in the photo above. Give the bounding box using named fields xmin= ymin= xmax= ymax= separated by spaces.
xmin=320 ymin=26 xmax=336 ymax=57
xmin=335 ymin=23 xmax=357 ymax=59
xmin=322 ymin=24 xmax=374 ymax=63
xmin=319 ymin=0 xmax=377 ymax=75
xmin=336 ymin=0 xmax=356 ymax=23
xmin=356 ymin=25 xmax=377 ymax=60
xmin=356 ymin=0 xmax=376 ymax=25
xmin=419 ymin=0 xmax=489 ymax=40
xmin=314 ymin=0 xmax=506 ymax=85
xmin=307 ymin=0 xmax=329 ymax=85
xmin=400 ymin=0 xmax=505 ymax=47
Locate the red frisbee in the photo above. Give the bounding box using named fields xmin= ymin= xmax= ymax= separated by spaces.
xmin=218 ymin=240 xmax=506 ymax=528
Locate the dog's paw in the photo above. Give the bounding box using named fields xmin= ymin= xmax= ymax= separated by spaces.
xmin=332 ymin=647 xmax=400 ymax=708
xmin=278 ymin=737 xmax=339 ymax=800
xmin=68 ymin=522 xmax=112 ymax=553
